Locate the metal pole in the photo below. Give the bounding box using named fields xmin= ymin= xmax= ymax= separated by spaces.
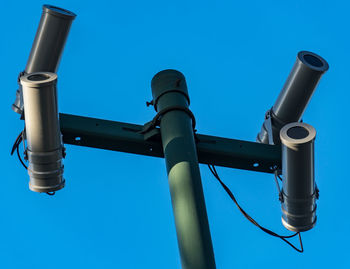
xmin=151 ymin=70 xmax=216 ymax=269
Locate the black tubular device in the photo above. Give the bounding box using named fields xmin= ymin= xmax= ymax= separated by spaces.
xmin=280 ymin=122 xmax=317 ymax=232
xmin=12 ymin=5 xmax=76 ymax=116
xmin=11 ymin=4 xmax=331 ymax=266
xmin=257 ymin=51 xmax=329 ymax=145
xmin=20 ymin=72 xmax=65 ymax=192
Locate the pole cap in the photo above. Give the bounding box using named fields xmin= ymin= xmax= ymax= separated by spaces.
xmin=151 ymin=69 xmax=189 ymax=111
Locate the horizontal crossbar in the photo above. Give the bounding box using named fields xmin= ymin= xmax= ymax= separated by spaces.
xmin=60 ymin=113 xmax=281 ymax=173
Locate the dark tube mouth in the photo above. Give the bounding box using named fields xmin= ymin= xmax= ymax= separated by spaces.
xmin=298 ymin=51 xmax=329 ymax=72
xmin=27 ymin=74 xmax=52 ymax=81
xmin=21 ymin=72 xmax=57 ymax=87
xmin=280 ymin=122 xmax=316 ymax=146
xmin=43 ymin=5 xmax=77 ymax=20
xmin=287 ymin=126 xmax=309 ymax=139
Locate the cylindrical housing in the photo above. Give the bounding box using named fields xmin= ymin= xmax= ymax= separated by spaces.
xmin=273 ymin=51 xmax=329 ymax=122
xmin=20 ymin=72 xmax=64 ymax=192
xmin=12 ymin=5 xmax=76 ymax=115
xmin=257 ymin=51 xmax=328 ymax=144
xmin=280 ymin=122 xmax=317 ymax=232
xmin=152 ymin=70 xmax=216 ymax=268
xmin=25 ymin=5 xmax=76 ymax=73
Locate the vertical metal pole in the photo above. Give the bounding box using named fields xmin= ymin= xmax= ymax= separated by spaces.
xmin=151 ymin=70 xmax=216 ymax=269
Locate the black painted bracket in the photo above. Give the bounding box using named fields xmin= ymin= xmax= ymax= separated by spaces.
xmin=60 ymin=113 xmax=281 ymax=174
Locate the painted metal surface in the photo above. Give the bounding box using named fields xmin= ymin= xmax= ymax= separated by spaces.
xmin=60 ymin=114 xmax=281 ymax=173
xmin=151 ymin=69 xmax=216 ymax=268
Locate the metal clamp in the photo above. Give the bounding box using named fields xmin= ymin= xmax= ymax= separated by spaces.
xmin=140 ymin=105 xmax=196 ymax=136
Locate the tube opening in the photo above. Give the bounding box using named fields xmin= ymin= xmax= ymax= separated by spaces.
xmin=27 ymin=74 xmax=51 ymax=81
xmin=44 ymin=5 xmax=76 ymax=17
xmin=287 ymin=126 xmax=309 ymax=139
xmin=302 ymin=54 xmax=324 ymax=68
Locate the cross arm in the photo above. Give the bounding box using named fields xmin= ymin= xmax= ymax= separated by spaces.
xmin=60 ymin=113 xmax=281 ymax=174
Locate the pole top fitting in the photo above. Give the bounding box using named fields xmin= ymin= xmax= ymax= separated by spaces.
xmin=151 ymin=69 xmax=190 ymax=111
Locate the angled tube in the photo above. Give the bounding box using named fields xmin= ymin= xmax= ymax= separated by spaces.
xmin=25 ymin=5 xmax=77 ymax=73
xmin=20 ymin=72 xmax=65 ymax=193
xmin=257 ymin=51 xmax=328 ymax=144
xmin=12 ymin=5 xmax=76 ymax=115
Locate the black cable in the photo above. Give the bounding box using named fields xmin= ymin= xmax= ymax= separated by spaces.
xmin=277 ymin=174 xmax=283 ymax=182
xmin=16 ymin=142 xmax=28 ymax=169
xmin=273 ymin=170 xmax=283 ymax=202
xmin=208 ymin=165 xmax=295 ymax=238
xmin=11 ymin=130 xmax=28 ymax=170
xmin=208 ymin=164 xmax=303 ymax=252
xmin=11 ymin=131 xmax=22 ymax=155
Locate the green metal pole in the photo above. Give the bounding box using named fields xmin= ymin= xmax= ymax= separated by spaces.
xmin=151 ymin=70 xmax=216 ymax=269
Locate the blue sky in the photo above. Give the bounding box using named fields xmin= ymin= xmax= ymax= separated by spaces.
xmin=1 ymin=0 xmax=349 ymax=268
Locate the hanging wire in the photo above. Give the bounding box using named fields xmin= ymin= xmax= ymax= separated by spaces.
xmin=11 ymin=130 xmax=28 ymax=170
xmin=11 ymin=131 xmax=22 ymax=155
xmin=207 ymin=164 xmax=304 ymax=252
xmin=273 ymin=170 xmax=283 ymax=202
